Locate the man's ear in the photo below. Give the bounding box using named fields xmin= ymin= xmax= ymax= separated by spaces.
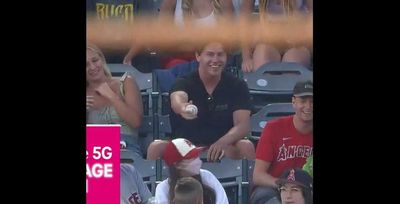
xmin=195 ymin=52 xmax=200 ymax=62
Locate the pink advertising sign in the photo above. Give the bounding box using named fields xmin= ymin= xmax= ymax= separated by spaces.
xmin=86 ymin=125 xmax=120 ymax=204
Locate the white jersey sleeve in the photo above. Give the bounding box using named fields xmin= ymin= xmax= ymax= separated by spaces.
xmin=200 ymin=169 xmax=229 ymax=204
xmin=120 ymin=163 xmax=152 ymax=204
xmin=155 ymin=178 xmax=170 ymax=204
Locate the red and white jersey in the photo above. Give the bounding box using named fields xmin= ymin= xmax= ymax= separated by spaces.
xmin=256 ymin=115 xmax=313 ymax=178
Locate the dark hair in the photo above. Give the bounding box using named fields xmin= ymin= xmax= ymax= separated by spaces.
xmin=277 ymin=184 xmax=313 ymax=204
xmin=168 ymin=166 xmax=216 ymax=204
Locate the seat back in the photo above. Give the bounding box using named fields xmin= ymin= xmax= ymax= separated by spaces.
xmin=250 ymin=103 xmax=294 ymax=139
xmin=108 ymin=64 xmax=154 ymax=155
xmin=137 ymin=114 xmax=154 ymax=155
xmin=158 ymin=114 xmax=172 ymax=139
xmin=107 ymin=63 xmax=152 ymax=92
xmin=202 ymin=158 xmax=243 ymax=204
xmin=241 ymin=159 xmax=255 ymax=204
xmin=243 ymin=62 xmax=312 ymax=92
xmin=243 ymin=62 xmax=312 ymax=112
xmin=120 ymin=149 xmax=157 ymax=194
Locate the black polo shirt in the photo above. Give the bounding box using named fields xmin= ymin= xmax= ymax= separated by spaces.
xmin=169 ymin=70 xmax=252 ymax=146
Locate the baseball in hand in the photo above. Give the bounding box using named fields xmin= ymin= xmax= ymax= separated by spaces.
xmin=185 ymin=104 xmax=198 ymax=115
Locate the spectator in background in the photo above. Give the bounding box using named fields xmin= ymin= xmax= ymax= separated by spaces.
xmin=86 ymin=0 xmax=138 ymax=63
xmin=120 ymin=163 xmax=153 ymax=204
xmin=241 ymin=0 xmax=313 ymax=72
xmin=250 ymin=80 xmax=313 ymax=204
xmin=146 ymin=42 xmax=255 ymax=162
xmin=123 ymin=0 xmax=235 ymax=69
xmin=173 ymin=176 xmax=204 ymax=204
xmin=155 ymin=138 xmax=229 ymax=204
xmin=238 ymin=0 xmax=255 ymax=72
xmin=86 ymin=44 xmax=144 ymax=157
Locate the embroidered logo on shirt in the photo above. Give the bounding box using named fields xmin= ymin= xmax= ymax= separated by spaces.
xmin=128 ymin=192 xmax=142 ymax=204
xmin=214 ymin=104 xmax=228 ymax=111
xmin=277 ymin=144 xmax=313 ymax=161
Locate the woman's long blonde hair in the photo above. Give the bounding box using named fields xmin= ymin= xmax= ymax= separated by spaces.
xmin=86 ymin=43 xmax=112 ymax=79
xmin=181 ymin=0 xmax=223 ymax=19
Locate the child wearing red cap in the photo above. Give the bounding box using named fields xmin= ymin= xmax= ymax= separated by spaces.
xmin=155 ymin=138 xmax=228 ymax=204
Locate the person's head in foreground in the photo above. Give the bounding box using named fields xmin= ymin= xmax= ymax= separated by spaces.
xmin=173 ymin=176 xmax=204 ymax=204
xmin=163 ymin=138 xmax=215 ymax=204
xmin=276 ymin=168 xmax=313 ymax=204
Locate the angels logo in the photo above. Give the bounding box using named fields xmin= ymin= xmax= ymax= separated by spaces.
xmin=277 ymin=144 xmax=313 ymax=161
xmin=128 ymin=192 xmax=142 ymax=204
xmin=287 ymin=169 xmax=296 ymax=182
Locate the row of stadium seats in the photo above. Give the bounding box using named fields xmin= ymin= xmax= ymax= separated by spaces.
xmin=121 ymin=149 xmax=255 ymax=204
xmin=108 ymin=62 xmax=310 ymax=148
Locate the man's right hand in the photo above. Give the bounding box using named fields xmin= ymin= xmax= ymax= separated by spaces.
xmin=180 ymin=102 xmax=198 ymax=120
xmin=207 ymin=141 xmax=226 ymax=162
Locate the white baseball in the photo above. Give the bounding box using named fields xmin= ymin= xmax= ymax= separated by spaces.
xmin=185 ymin=104 xmax=198 ymax=115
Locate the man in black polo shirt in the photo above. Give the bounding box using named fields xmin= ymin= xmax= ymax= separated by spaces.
xmin=147 ymin=42 xmax=255 ymax=162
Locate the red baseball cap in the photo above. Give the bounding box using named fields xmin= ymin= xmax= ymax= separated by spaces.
xmin=163 ymin=138 xmax=206 ymax=166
